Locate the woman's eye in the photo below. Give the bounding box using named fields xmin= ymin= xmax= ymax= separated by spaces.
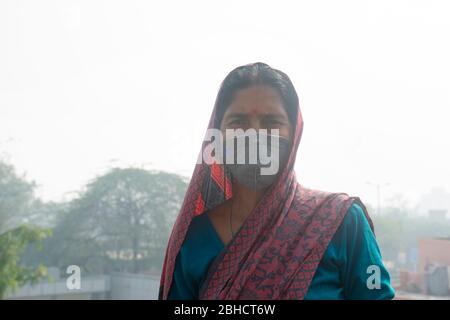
xmin=229 ymin=119 xmax=246 ymax=126
xmin=265 ymin=120 xmax=283 ymax=127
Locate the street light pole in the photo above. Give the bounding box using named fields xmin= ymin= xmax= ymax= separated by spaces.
xmin=366 ymin=181 xmax=390 ymax=215
xmin=377 ymin=184 xmax=380 ymax=215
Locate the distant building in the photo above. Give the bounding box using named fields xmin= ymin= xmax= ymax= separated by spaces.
xmin=415 ymin=187 xmax=450 ymax=218
xmin=428 ymin=209 xmax=448 ymax=220
xmin=5 ymin=271 xmax=161 ymax=300
xmin=395 ymin=237 xmax=450 ymax=299
xmin=418 ymin=238 xmax=450 ymax=273
xmin=419 ymin=238 xmax=450 ymax=296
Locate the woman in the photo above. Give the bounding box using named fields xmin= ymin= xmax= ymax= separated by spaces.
xmin=159 ymin=62 xmax=395 ymax=300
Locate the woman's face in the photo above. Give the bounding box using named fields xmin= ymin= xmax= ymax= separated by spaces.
xmin=219 ymin=85 xmax=293 ymax=141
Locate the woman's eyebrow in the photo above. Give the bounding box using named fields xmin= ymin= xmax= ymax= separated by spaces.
xmin=262 ymin=113 xmax=288 ymax=121
xmin=225 ymin=112 xmax=249 ymax=120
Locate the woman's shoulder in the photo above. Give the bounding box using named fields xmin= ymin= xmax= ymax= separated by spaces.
xmin=330 ymin=200 xmax=376 ymax=250
xmin=343 ymin=201 xmax=371 ymax=227
xmin=296 ymin=185 xmax=367 ymax=211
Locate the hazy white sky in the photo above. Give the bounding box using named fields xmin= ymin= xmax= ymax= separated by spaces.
xmin=1 ymin=0 xmax=449 ymax=211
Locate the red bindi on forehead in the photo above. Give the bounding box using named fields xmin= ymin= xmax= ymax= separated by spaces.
xmin=249 ymin=107 xmax=260 ymax=115
xmin=246 ymin=106 xmax=274 ymax=117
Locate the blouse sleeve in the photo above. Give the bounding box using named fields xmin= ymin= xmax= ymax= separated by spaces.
xmin=167 ymin=249 xmax=198 ymax=300
xmin=339 ymin=202 xmax=396 ymax=300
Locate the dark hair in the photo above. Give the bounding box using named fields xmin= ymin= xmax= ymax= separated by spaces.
xmin=213 ymin=62 xmax=299 ymax=129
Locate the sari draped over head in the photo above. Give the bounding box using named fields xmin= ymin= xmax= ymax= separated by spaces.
xmin=158 ymin=88 xmax=374 ymax=300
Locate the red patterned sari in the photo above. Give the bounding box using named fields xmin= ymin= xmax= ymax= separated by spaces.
xmin=159 ymin=97 xmax=373 ymax=300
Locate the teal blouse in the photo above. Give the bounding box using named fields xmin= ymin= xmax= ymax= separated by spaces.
xmin=168 ymin=203 xmax=395 ymax=300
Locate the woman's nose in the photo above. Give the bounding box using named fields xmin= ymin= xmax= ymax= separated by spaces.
xmin=248 ymin=118 xmax=263 ymax=131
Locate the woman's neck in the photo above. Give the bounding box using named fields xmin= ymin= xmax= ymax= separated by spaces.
xmin=231 ymin=183 xmax=266 ymax=223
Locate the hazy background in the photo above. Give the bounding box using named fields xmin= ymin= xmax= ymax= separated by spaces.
xmin=1 ymin=0 xmax=449 ymax=211
xmin=2 ymin=0 xmax=450 ymax=300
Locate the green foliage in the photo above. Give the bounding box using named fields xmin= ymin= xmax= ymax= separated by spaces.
xmin=4 ymin=152 xmax=447 ymax=296
xmin=0 ymin=225 xmax=51 ymax=299
xmin=0 ymin=159 xmax=51 ymax=299
xmin=0 ymin=161 xmax=35 ymax=234
xmin=25 ymin=168 xmax=188 ymax=275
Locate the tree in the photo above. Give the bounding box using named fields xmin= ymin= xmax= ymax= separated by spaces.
xmin=37 ymin=168 xmax=187 ymax=275
xmin=0 ymin=161 xmax=35 ymax=234
xmin=0 ymin=159 xmax=51 ymax=299
xmin=0 ymin=225 xmax=51 ymax=299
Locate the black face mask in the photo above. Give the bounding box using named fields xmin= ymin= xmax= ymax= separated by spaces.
xmin=222 ymin=132 xmax=291 ymax=191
